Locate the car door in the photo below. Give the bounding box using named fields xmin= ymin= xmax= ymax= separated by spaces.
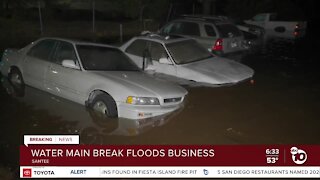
xmin=124 ymin=39 xmax=148 ymax=68
xmin=125 ymin=39 xmax=177 ymax=77
xmin=46 ymin=41 xmax=86 ymax=104
xmin=22 ymin=39 xmax=57 ymax=90
xmin=148 ymin=41 xmax=177 ymax=76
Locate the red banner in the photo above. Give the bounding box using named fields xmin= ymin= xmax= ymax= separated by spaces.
xmin=20 ymin=145 xmax=320 ymax=166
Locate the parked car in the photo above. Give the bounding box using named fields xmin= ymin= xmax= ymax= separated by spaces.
xmin=0 ymin=38 xmax=187 ymax=119
xmin=120 ymin=34 xmax=254 ymax=86
xmin=1 ymin=79 xmax=176 ymax=138
xmin=245 ymin=13 xmax=307 ymax=41
xmin=158 ymin=15 xmax=248 ymax=61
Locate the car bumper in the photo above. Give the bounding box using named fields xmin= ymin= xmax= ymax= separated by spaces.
xmin=111 ymin=108 xmax=183 ymax=136
xmin=117 ymin=102 xmax=184 ymax=119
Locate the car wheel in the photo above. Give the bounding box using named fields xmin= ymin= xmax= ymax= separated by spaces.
xmin=8 ymin=68 xmax=25 ymax=96
xmin=90 ymin=93 xmax=118 ymax=118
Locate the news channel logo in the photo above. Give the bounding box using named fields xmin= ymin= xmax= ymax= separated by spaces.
xmin=290 ymin=147 xmax=307 ymax=165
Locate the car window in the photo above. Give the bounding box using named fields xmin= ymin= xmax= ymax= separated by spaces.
xmin=216 ymin=24 xmax=242 ymax=38
xmin=204 ymin=24 xmax=216 ymax=37
xmin=54 ymin=41 xmax=77 ymax=65
xmin=168 ymin=23 xmax=179 ymax=34
xmin=27 ymin=39 xmax=56 ymax=61
xmin=149 ymin=42 xmax=167 ymax=61
xmin=162 ymin=23 xmax=175 ymax=34
xmin=179 ymin=22 xmax=200 ymax=36
xmin=170 ymin=22 xmax=200 ymax=36
xmin=166 ymin=40 xmax=212 ymax=65
xmin=77 ymin=45 xmax=140 ymax=71
xmin=125 ymin=39 xmax=148 ymax=57
xmin=252 ymin=14 xmax=267 ymax=21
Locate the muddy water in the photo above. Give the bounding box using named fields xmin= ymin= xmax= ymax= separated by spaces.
xmin=1 ymin=55 xmax=320 ymax=176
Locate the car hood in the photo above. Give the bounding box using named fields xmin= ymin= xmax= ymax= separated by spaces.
xmin=178 ymin=57 xmax=254 ymax=84
xmin=90 ymin=71 xmax=187 ymax=98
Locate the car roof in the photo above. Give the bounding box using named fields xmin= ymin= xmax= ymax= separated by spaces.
xmin=36 ymin=37 xmax=117 ymax=48
xmin=134 ymin=33 xmax=192 ymax=44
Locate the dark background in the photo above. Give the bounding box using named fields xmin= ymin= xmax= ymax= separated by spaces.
xmin=0 ymin=0 xmax=319 ymax=57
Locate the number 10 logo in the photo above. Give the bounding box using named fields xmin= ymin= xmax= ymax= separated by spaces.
xmin=290 ymin=147 xmax=307 ymax=165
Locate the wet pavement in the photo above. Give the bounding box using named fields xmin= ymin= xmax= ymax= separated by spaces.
xmin=1 ymin=52 xmax=320 ymax=178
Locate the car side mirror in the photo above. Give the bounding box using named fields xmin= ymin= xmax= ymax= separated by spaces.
xmin=62 ymin=60 xmax=80 ymax=70
xmin=159 ymin=57 xmax=172 ymax=65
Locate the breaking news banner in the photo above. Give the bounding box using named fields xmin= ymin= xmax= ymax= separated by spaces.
xmin=20 ymin=135 xmax=320 ymax=178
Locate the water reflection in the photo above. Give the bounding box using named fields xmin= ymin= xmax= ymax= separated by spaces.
xmin=1 ymin=77 xmax=178 ymax=144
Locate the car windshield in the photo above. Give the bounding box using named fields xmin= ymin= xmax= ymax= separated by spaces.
xmin=76 ymin=45 xmax=140 ymax=71
xmin=166 ymin=40 xmax=212 ymax=65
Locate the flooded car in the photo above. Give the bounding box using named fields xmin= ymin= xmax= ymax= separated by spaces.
xmin=121 ymin=34 xmax=254 ymax=86
xmin=158 ymin=15 xmax=248 ymax=60
xmin=1 ymin=78 xmax=177 ymax=142
xmin=0 ymin=37 xmax=187 ymax=119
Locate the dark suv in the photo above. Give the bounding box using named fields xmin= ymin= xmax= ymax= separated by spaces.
xmin=159 ymin=15 xmax=247 ymax=60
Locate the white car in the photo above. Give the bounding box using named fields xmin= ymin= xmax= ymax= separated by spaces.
xmin=158 ymin=15 xmax=248 ymax=59
xmin=1 ymin=81 xmax=177 ymax=138
xmin=0 ymin=38 xmax=187 ymax=119
xmin=120 ymin=34 xmax=254 ymax=86
xmin=245 ymin=13 xmax=307 ymax=40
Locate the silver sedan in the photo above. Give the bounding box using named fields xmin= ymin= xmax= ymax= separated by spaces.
xmin=121 ymin=35 xmax=254 ymax=86
xmin=0 ymin=38 xmax=187 ymax=119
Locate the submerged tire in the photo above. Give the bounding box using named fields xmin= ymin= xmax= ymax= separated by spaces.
xmin=8 ymin=68 xmax=25 ymax=96
xmin=90 ymin=93 xmax=118 ymax=118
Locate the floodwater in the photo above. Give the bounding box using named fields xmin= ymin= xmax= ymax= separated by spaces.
xmin=0 ymin=52 xmax=320 ymax=177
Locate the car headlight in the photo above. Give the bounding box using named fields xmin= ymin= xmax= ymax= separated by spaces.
xmin=126 ymin=96 xmax=160 ymax=105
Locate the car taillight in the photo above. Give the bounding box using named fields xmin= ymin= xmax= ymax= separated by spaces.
xmin=212 ymin=38 xmax=223 ymax=51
